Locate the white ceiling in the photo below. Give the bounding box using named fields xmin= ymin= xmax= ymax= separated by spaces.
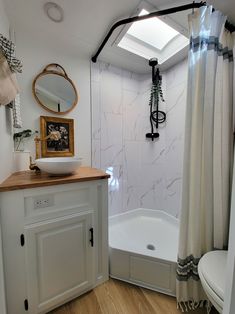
xmin=3 ymin=0 xmax=235 ymax=74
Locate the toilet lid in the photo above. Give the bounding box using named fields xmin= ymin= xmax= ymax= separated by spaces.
xmin=199 ymin=250 xmax=227 ymax=301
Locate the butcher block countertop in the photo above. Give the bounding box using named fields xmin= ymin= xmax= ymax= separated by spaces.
xmin=0 ymin=167 xmax=110 ymax=192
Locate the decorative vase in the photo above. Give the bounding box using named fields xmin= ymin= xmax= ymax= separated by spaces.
xmin=13 ymin=151 xmax=30 ymax=172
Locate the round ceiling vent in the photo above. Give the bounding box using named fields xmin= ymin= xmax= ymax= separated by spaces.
xmin=44 ymin=2 xmax=64 ymax=23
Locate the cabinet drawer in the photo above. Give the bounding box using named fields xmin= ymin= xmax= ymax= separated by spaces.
xmin=23 ymin=181 xmax=98 ymax=224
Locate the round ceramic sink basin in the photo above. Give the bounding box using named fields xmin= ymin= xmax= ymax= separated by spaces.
xmin=35 ymin=157 xmax=82 ymax=175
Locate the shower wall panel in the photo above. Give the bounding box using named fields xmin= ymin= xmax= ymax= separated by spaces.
xmin=91 ymin=60 xmax=187 ymax=218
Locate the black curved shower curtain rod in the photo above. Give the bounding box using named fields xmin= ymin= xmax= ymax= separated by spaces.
xmin=91 ymin=1 xmax=235 ymax=63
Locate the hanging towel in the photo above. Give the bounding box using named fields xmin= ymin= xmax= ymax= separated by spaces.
xmin=0 ymin=52 xmax=20 ymax=105
xmin=0 ymin=34 xmax=22 ymax=73
xmin=11 ymin=94 xmax=22 ymax=128
xmin=8 ymin=29 xmax=23 ymax=128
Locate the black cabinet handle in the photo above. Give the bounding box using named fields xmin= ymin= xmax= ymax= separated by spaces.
xmin=20 ymin=234 xmax=25 ymax=247
xmin=24 ymin=299 xmax=28 ymax=311
xmin=89 ymin=228 xmax=94 ymax=247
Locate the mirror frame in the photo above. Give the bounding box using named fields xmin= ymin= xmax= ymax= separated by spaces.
xmin=32 ymin=63 xmax=79 ymax=115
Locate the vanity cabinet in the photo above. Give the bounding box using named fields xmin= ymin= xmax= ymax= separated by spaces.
xmin=0 ymin=169 xmax=109 ymax=314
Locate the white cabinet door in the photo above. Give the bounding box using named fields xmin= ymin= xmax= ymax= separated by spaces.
xmin=0 ymin=228 xmax=6 ymax=314
xmin=25 ymin=211 xmax=94 ymax=314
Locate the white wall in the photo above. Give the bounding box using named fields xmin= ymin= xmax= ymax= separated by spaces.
xmin=91 ymin=59 xmax=187 ymax=217
xmin=0 ymin=0 xmax=14 ymax=183
xmin=14 ymin=31 xmax=91 ymax=165
xmin=223 ymin=50 xmax=235 ymax=314
xmin=224 ymin=153 xmax=235 ymax=313
xmin=0 ymin=0 xmax=9 ymax=312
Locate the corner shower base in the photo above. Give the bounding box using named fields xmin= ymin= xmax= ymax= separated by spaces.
xmin=109 ymin=208 xmax=179 ymax=296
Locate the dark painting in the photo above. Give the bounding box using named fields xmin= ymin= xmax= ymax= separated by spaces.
xmin=46 ymin=121 xmax=70 ymax=152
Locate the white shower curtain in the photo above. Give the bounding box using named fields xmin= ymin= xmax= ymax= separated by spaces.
xmin=176 ymin=6 xmax=234 ymax=311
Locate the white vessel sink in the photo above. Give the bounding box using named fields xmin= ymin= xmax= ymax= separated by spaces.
xmin=35 ymin=157 xmax=82 ymax=175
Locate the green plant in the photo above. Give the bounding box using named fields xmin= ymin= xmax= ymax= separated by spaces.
xmin=13 ymin=129 xmax=38 ymax=151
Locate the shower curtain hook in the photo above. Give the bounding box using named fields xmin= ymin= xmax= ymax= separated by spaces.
xmin=192 ymin=1 xmax=195 ymax=14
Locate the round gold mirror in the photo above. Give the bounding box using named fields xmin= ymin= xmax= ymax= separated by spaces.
xmin=32 ymin=63 xmax=78 ymax=114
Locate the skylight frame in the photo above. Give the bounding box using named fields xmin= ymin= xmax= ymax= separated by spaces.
xmin=114 ymin=1 xmax=189 ymax=65
xmin=126 ymin=8 xmax=180 ymax=51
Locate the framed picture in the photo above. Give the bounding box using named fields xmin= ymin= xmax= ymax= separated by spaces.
xmin=40 ymin=116 xmax=74 ymax=157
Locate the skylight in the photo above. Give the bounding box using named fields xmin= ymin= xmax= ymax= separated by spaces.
xmin=127 ymin=9 xmax=179 ymax=51
xmin=117 ymin=8 xmax=189 ymax=64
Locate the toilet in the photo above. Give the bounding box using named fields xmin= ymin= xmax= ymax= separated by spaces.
xmin=198 ymin=250 xmax=227 ymax=314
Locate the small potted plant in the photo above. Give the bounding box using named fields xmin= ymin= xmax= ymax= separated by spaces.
xmin=13 ymin=129 xmax=38 ymax=151
xmin=13 ymin=129 xmax=38 ymax=171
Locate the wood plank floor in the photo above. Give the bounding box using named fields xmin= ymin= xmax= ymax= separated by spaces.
xmin=49 ymin=278 xmax=218 ymax=314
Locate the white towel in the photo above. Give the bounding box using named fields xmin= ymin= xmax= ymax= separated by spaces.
xmin=12 ymin=93 xmax=22 ymax=128
xmin=0 ymin=52 xmax=19 ymax=105
xmin=9 ymin=29 xmax=23 ymax=129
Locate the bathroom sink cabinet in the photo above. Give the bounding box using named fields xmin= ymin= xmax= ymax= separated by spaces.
xmin=0 ymin=173 xmax=109 ymax=314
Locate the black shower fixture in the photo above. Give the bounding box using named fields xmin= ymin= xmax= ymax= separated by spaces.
xmin=145 ymin=58 xmax=166 ymax=141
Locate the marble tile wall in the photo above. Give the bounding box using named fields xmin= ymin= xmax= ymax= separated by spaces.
xmin=91 ymin=59 xmax=187 ymax=218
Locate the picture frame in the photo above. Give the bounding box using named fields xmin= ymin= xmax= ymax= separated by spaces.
xmin=40 ymin=116 xmax=74 ymax=157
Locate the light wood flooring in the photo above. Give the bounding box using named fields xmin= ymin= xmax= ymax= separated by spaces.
xmin=49 ymin=278 xmax=218 ymax=314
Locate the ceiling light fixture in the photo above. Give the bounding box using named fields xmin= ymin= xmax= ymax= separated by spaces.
xmin=44 ymin=2 xmax=64 ymax=23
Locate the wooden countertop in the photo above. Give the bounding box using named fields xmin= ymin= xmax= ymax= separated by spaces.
xmin=0 ymin=167 xmax=110 ymax=192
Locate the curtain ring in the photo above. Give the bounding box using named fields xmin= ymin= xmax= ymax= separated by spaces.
xmin=192 ymin=1 xmax=195 ymax=14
